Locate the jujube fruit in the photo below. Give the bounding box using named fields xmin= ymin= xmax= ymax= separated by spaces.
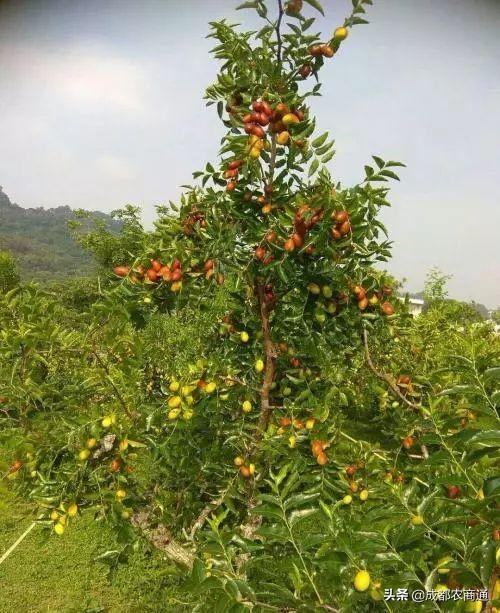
xmin=299 ymin=64 xmax=311 ymax=78
xmin=381 ymin=301 xmax=395 ymax=316
xmin=354 ymin=570 xmax=371 ymax=592
xmin=78 ymin=449 xmax=90 ymax=461
xmin=316 ymin=451 xmax=328 ymax=466
xmin=402 ymin=436 xmax=414 ymax=450
xmin=146 ymin=268 xmax=159 ymax=282
xmin=114 ymin=265 xmax=130 ymax=277
xmin=334 ymin=26 xmax=348 ymax=41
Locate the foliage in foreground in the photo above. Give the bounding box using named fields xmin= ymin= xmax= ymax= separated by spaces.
xmin=1 ymin=0 xmax=499 ymax=611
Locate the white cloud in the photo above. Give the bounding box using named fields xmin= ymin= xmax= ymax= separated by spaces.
xmin=0 ymin=42 xmax=148 ymax=114
xmin=96 ymin=155 xmax=136 ymax=180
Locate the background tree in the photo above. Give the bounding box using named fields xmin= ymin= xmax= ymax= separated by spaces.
xmin=0 ymin=250 xmax=20 ymax=293
xmin=2 ymin=1 xmax=499 ymax=611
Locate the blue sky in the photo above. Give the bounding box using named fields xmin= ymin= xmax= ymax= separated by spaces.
xmin=0 ymin=0 xmax=499 ymax=306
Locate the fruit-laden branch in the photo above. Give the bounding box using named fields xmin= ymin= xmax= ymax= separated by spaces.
xmin=131 ymin=511 xmax=194 ymax=569
xmin=362 ymin=329 xmax=421 ymax=413
xmin=256 ymin=284 xmax=277 ymax=433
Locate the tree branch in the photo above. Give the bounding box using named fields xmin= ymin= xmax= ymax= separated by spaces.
xmin=276 ymin=0 xmax=284 ymax=66
xmin=189 ymin=476 xmax=237 ymax=539
xmin=362 ymin=329 xmax=421 ymax=412
xmin=131 ymin=511 xmax=194 ymax=569
xmin=268 ymin=133 xmax=277 ymax=186
xmin=256 ymin=284 xmax=277 ymax=433
xmin=91 ymin=348 xmax=135 ymax=419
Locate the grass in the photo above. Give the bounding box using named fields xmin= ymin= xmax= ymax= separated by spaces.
xmin=0 ymin=485 xmax=191 ymax=612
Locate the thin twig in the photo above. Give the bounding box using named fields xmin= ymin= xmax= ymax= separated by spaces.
xmin=268 ymin=133 xmax=278 ymax=185
xmin=362 ymin=329 xmax=421 ymax=412
xmin=276 ymin=0 xmax=284 ymax=66
xmin=189 ymin=476 xmax=237 ymax=539
xmin=256 ymin=284 xmax=277 ymax=434
xmin=91 ymin=348 xmax=134 ymax=418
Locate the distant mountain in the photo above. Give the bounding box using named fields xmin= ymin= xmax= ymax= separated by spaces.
xmin=0 ymin=186 xmax=119 ymax=282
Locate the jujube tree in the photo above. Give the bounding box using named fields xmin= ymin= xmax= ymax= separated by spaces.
xmin=2 ymin=1 xmax=499 ymax=611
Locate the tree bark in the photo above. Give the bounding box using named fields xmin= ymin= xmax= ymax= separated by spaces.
xmin=131 ymin=511 xmax=194 ymax=569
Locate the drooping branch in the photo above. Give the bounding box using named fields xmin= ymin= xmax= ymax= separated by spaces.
xmin=362 ymin=329 xmax=429 ymax=458
xmin=362 ymin=329 xmax=421 ymax=412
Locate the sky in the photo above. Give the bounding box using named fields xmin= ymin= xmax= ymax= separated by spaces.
xmin=0 ymin=0 xmax=499 ymax=307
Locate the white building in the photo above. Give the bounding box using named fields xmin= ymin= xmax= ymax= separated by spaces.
xmin=407 ymin=297 xmax=425 ymax=317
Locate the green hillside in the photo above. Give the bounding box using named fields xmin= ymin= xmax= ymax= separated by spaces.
xmin=0 ymin=186 xmax=119 ymax=283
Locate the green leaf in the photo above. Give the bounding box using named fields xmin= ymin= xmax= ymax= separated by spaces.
xmin=480 ymin=541 xmax=496 ymax=586
xmin=258 ymin=493 xmax=282 ymax=507
xmin=308 ymin=158 xmax=319 ymax=177
xmin=372 ymin=155 xmax=385 ymax=169
xmin=256 ymin=524 xmax=288 ymax=540
xmin=284 ymin=492 xmax=320 ymax=511
xmin=191 ymin=557 xmax=207 ymax=584
xmin=236 ymin=2 xmax=258 ymax=10
xmin=312 ymin=132 xmax=328 ymax=148
xmin=484 ymin=366 xmax=500 ymax=380
xmin=303 ymin=0 xmax=324 ymax=16
xmin=439 ymin=384 xmax=475 ymax=396
xmin=258 ymin=582 xmax=295 ymax=604
xmin=483 ymin=476 xmax=500 ymax=497
xmin=315 ymin=142 xmax=333 ymax=156
xmin=321 ymin=150 xmax=335 ymax=164
xmin=288 ymin=507 xmax=319 ymax=527
xmin=424 ymin=569 xmax=438 ymax=592
xmin=319 ymin=500 xmax=332 ymax=520
xmin=351 ymin=17 xmax=369 ymax=25
xmin=379 ymin=169 xmax=400 ymax=181
xmin=417 ymin=489 xmax=440 ymax=514
xmin=253 ymin=504 xmax=283 ymax=520
xmin=466 ymin=431 xmax=500 ymax=450
xmin=224 ymin=578 xmax=240 ymax=600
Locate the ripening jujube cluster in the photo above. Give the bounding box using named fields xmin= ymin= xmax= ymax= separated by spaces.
xmin=7 ymin=414 xmax=139 ymax=534
xmin=224 ymin=98 xmax=307 ymax=193
xmin=114 ymin=258 xmax=184 ymax=293
xmin=165 ymin=374 xmax=219 ymax=421
xmin=113 ymin=255 xmax=228 ymax=294
xmin=4 ymin=0 xmax=499 ymax=608
xmin=251 ymin=203 xmax=342 ymax=265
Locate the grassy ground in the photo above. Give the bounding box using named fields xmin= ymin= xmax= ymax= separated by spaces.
xmin=0 ymin=485 xmax=190 ymax=612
